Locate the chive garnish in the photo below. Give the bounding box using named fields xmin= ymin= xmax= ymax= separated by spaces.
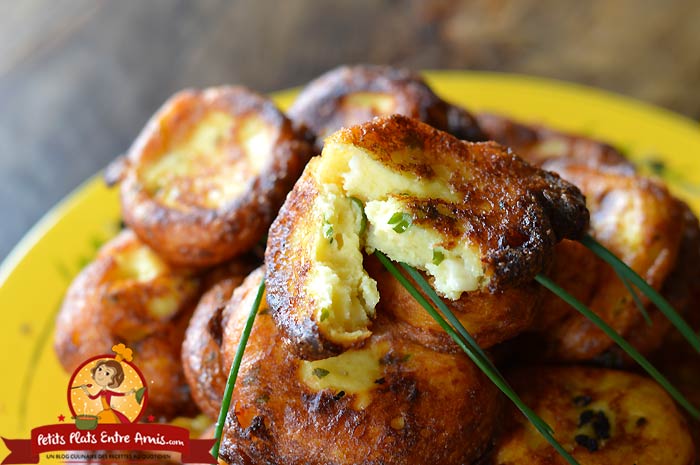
xmin=374 ymin=251 xmax=580 ymax=465
xmin=388 ymin=212 xmax=412 ymax=233
xmin=312 ymin=368 xmax=330 ymax=378
xmin=536 ymin=274 xmax=700 ymax=419
xmin=211 ymin=277 xmax=266 ymax=460
xmin=323 ymin=221 xmax=334 ymax=243
xmin=432 ymin=249 xmax=445 ymax=266
xmin=620 ymin=275 xmax=652 ymax=326
xmin=210 ymin=230 xmax=697 ymax=464
xmin=397 ymin=262 xmax=492 ymax=365
xmin=582 ymin=234 xmax=700 ymax=352
xmin=349 ymin=197 xmax=368 ymax=235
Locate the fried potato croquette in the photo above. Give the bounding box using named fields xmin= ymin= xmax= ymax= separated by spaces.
xmin=476 ymin=112 xmax=691 ymax=361
xmin=265 ymin=115 xmax=588 ymax=359
xmin=182 ymin=259 xmax=258 ymax=419
xmin=492 ymin=366 xmax=695 ymax=465
xmin=214 ymin=269 xmax=501 ymax=465
xmin=533 ymin=159 xmax=686 ymax=360
xmin=364 ymin=255 xmax=541 ymax=352
xmin=603 ymin=203 xmax=700 ymax=364
xmin=288 ymin=64 xmax=486 ymax=150
xmin=653 ymin=329 xmax=700 ymax=448
xmin=54 ymin=229 xmax=202 ymax=419
xmin=649 ymin=211 xmax=700 ymax=444
xmin=109 ymin=86 xmax=314 ymax=267
xmin=476 ymin=112 xmax=632 ymax=170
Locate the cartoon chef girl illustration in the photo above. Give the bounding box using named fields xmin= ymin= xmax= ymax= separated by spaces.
xmin=76 ymin=344 xmax=137 ymax=423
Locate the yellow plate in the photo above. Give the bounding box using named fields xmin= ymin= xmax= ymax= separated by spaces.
xmin=2 ymin=71 xmax=700 ymax=453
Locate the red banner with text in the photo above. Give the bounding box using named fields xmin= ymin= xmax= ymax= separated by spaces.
xmin=2 ymin=424 xmax=215 ymax=464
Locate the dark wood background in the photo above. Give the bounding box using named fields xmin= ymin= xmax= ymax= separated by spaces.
xmin=2 ymin=0 xmax=700 ymax=260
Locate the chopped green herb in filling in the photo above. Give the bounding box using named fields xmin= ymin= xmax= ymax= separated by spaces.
xmin=349 ymin=197 xmax=368 ymax=235
xmin=323 ymin=221 xmax=334 ymax=243
xmin=432 ymin=249 xmax=445 ymax=265
xmin=388 ymin=212 xmax=412 ymax=233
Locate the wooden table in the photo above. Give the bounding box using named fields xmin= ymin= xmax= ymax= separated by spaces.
xmin=2 ymin=0 xmax=699 ymax=260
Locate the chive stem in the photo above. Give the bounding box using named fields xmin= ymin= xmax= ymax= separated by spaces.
xmin=375 ymin=252 xmax=579 ymax=465
xmin=582 ymin=234 xmax=700 ymax=352
xmin=398 ymin=264 xmax=493 ymax=373
xmin=211 ymin=277 xmax=266 ymax=459
xmin=620 ymin=275 xmax=652 ymax=326
xmin=536 ymin=274 xmax=700 ymax=419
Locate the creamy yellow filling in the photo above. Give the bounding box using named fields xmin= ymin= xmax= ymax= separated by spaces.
xmin=299 ymin=341 xmax=387 ymax=410
xmin=316 ymin=142 xmax=487 ymax=300
xmin=317 ymin=143 xmax=457 ymax=203
xmin=364 ymin=198 xmax=485 ymax=299
xmin=591 ymin=189 xmax=643 ymax=253
xmin=114 ymin=245 xmax=166 ymax=282
xmin=146 ymin=295 xmax=180 ymax=319
xmin=141 ymin=112 xmax=275 ymax=209
xmin=306 ymin=184 xmax=379 ymax=344
xmin=112 ymin=245 xmax=183 ymax=319
xmin=342 ymin=92 xmax=396 ymax=114
xmin=533 ymin=138 xmax=569 ymax=158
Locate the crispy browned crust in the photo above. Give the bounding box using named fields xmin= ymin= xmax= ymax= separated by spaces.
xmin=533 ymin=160 xmax=685 ymax=361
xmin=265 ymin=116 xmax=588 ymax=359
xmin=364 ymin=255 xmax=540 ymax=352
xmin=651 ymin=230 xmax=700 ymax=449
xmin=649 ymin=205 xmax=700 ymax=362
xmin=331 ymin=115 xmax=589 ymax=288
xmin=53 ymin=230 xmax=201 ymax=419
xmin=263 ymin=165 xmax=344 ymax=359
xmin=288 ymin=64 xmax=486 ymax=151
xmin=182 ymin=260 xmax=259 ymax=419
xmin=603 ymin=202 xmax=700 ymax=365
xmin=115 ymin=86 xmax=314 ymax=267
xmin=476 ymin=112 xmax=633 ymax=170
xmin=491 ymin=366 xmax=696 ymax=465
xmin=216 ymin=270 xmax=501 ymax=465
xmin=477 ymin=111 xmax=693 ymax=362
